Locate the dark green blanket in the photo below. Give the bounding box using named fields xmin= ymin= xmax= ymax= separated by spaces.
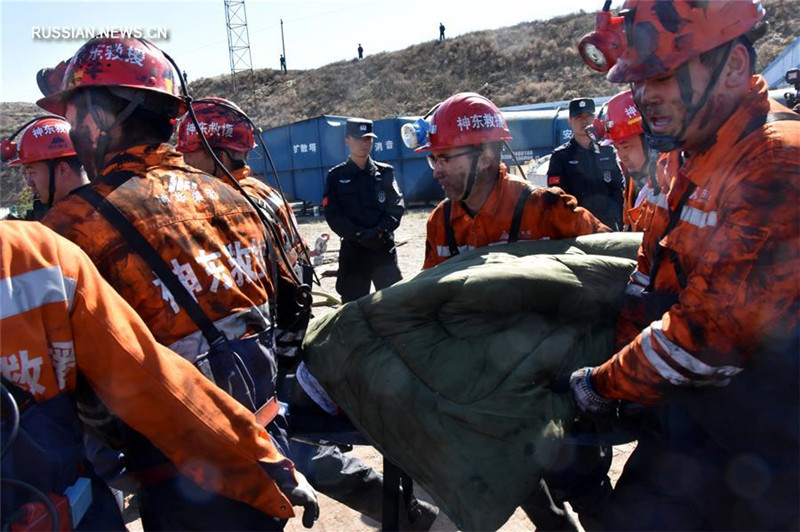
xmin=303 ymin=233 xmax=641 ymax=530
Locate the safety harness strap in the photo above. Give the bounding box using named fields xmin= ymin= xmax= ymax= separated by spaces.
xmin=1 ymin=376 xmax=35 ymax=414
xmin=735 ymin=111 xmax=800 ymax=145
xmin=646 ymin=178 xmax=696 ymax=292
xmin=508 ymin=185 xmax=534 ymax=243
xmin=74 ymin=174 xmax=225 ymax=348
xmin=443 ymin=200 xmax=460 ymax=258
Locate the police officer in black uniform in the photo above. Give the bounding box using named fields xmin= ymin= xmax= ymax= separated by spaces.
xmin=547 ymin=98 xmax=624 ymax=230
xmin=323 ymin=118 xmax=404 ymax=303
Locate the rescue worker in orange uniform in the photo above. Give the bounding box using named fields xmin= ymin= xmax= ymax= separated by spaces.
xmin=571 ymin=1 xmax=799 ymax=528
xmin=175 ymin=96 xmax=438 ymax=529
xmin=591 ymin=90 xmax=661 ymax=231
xmin=176 ymin=97 xmax=309 ymax=279
xmin=0 ymin=221 xmax=317 ymax=530
xmin=176 ymin=97 xmax=313 ymax=359
xmin=419 ymin=92 xmax=609 ymax=270
xmin=1 ymin=116 xmax=87 ymax=220
xmin=411 ymin=92 xmax=610 ymax=529
xmin=35 ymin=37 xmax=315 ymax=530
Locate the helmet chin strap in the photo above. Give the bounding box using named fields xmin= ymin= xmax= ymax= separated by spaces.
xmin=630 ymin=138 xmax=662 ymax=195
xmin=641 ymin=40 xmax=734 ymax=153
xmin=459 ymin=150 xmax=481 ymax=203
xmin=85 ymin=90 xmax=146 ymax=179
xmin=46 ymin=160 xmax=57 ymax=207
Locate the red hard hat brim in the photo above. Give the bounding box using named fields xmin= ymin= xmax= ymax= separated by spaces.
xmin=36 ymin=92 xmax=68 ymax=116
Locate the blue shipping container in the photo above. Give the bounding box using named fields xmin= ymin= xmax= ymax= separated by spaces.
xmin=257 ymin=124 xmax=293 ymax=171
xmin=293 ymin=167 xmax=326 ymax=205
xmin=396 ymin=157 xmax=442 ymax=205
xmin=289 ymin=118 xmax=323 ymax=169
xmin=319 ymin=116 xmax=349 ymax=168
xmin=372 ymin=118 xmax=403 ymax=161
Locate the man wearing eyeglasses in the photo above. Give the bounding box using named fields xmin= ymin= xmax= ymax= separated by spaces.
xmin=421 ymin=92 xmax=609 ymax=270
xmin=323 ymin=118 xmax=405 ymax=303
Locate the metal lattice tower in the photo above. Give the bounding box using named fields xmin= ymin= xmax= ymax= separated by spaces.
xmin=224 ymin=0 xmax=254 ymax=94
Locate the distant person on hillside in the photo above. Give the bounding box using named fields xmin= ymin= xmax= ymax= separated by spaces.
xmin=357 ymin=43 xmax=364 ymax=60
xmin=280 ymin=54 xmax=287 ymax=72
xmin=439 ymin=22 xmax=445 ymax=41
xmin=547 ymin=97 xmax=625 ymax=230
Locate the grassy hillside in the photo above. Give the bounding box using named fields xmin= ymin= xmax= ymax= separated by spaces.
xmin=2 ymin=0 xmax=797 ymax=207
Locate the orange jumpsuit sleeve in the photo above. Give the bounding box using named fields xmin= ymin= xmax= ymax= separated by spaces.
xmin=525 ymin=187 xmax=611 ymax=238
xmin=593 ymin=153 xmax=800 ymax=404
xmin=423 ymin=205 xmax=447 ymax=270
xmin=63 ymin=240 xmax=296 ymax=519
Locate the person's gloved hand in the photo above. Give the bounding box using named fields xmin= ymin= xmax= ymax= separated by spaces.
xmin=569 ymin=367 xmax=615 ymax=416
xmin=356 ymin=227 xmax=386 ymax=250
xmin=277 ymin=471 xmax=319 ymax=528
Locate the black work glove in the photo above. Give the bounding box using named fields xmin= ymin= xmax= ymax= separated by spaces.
xmin=276 ymin=471 xmax=319 ymax=528
xmin=569 ymin=367 xmax=615 ymax=416
xmin=356 ymin=227 xmax=387 ymax=250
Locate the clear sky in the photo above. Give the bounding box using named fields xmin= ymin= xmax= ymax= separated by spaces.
xmin=1 ymin=0 xmax=620 ymax=104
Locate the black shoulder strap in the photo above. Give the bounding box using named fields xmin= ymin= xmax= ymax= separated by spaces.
xmin=508 ymin=185 xmax=535 ymax=243
xmin=735 ymin=111 xmax=800 ymax=145
xmin=443 ymin=199 xmax=459 ymax=258
xmin=1 ymin=376 xmax=36 ymax=414
xmin=646 ymin=180 xmax=697 ymax=292
xmin=74 ymin=182 xmax=225 ymax=348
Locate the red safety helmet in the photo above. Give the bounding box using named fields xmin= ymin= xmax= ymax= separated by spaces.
xmin=3 ymin=117 xmax=76 ymax=166
xmin=600 ymin=91 xmax=643 ymax=146
xmin=37 ymin=37 xmax=184 ymax=116
xmin=176 ymin=97 xmax=255 ymax=154
xmin=606 ymin=0 xmax=765 ymax=83
xmin=416 ymin=92 xmax=511 ymax=152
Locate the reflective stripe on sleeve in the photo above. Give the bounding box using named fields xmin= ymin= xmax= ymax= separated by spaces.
xmin=641 ymin=188 xmax=668 ymax=208
xmin=680 ymin=207 xmax=718 ymax=229
xmin=641 ymin=321 xmax=743 ymax=387
xmin=0 ymin=266 xmax=77 ymax=319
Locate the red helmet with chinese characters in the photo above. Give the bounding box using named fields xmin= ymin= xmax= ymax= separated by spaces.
xmin=600 ymin=90 xmax=643 ymax=146
xmin=176 ymin=97 xmax=256 ymax=154
xmin=6 ymin=117 xmax=76 ymax=166
xmin=607 ymin=0 xmax=765 ymax=83
xmin=36 ymin=37 xmax=184 ymax=117
xmin=417 ymin=92 xmax=512 ymax=152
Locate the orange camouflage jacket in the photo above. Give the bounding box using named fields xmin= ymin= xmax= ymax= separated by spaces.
xmin=232 ymin=165 xmax=308 ymax=267
xmin=42 ymin=144 xmax=274 ymax=360
xmin=0 ymin=221 xmax=296 ymax=519
xmin=594 ymin=76 xmax=800 ymax=404
xmin=423 ymin=166 xmax=609 ymax=269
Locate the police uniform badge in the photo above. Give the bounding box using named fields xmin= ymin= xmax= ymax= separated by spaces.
xmin=603 ymin=171 xmax=612 ymax=183
xmin=378 ymin=190 xmax=386 ymax=203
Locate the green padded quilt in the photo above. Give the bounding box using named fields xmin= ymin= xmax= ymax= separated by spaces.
xmin=303 ymin=233 xmax=641 ymax=530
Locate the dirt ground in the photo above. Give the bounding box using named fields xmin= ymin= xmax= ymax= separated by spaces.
xmin=124 ymin=206 xmax=635 ymax=531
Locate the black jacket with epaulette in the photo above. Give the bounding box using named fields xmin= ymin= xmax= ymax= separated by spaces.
xmin=546 ymin=138 xmax=624 ymax=230
xmin=323 ymin=157 xmax=405 ymax=241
